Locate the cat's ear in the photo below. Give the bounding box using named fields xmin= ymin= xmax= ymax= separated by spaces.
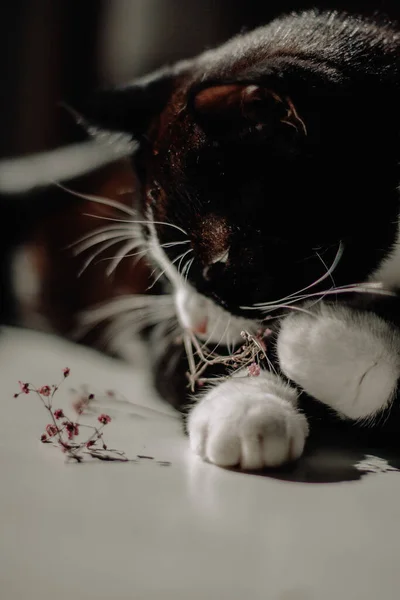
xmin=190 ymin=83 xmax=306 ymax=138
xmin=77 ymin=68 xmax=181 ymax=137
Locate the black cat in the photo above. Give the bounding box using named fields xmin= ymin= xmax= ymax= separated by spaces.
xmin=8 ymin=10 xmax=400 ymax=469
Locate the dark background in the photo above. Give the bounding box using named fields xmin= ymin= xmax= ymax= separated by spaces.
xmin=0 ymin=0 xmax=399 ymax=320
xmin=1 ymin=0 xmax=399 ymax=159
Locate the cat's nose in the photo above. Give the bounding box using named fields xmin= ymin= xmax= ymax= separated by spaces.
xmin=202 ymin=248 xmax=229 ymax=281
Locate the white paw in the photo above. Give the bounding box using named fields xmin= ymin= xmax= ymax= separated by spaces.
xmin=187 ymin=372 xmax=308 ymax=470
xmin=277 ymin=304 xmax=400 ymax=420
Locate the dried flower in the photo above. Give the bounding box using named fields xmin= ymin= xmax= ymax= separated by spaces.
xmin=15 ymin=375 xmax=128 ymax=463
xmin=46 ymin=424 xmax=58 ymax=437
xmin=64 ymin=421 xmax=79 ymax=439
xmin=39 ymin=385 xmax=51 ymax=397
xmin=98 ymin=414 xmax=111 ymax=425
xmin=19 ymin=381 xmax=30 ymax=394
xmin=248 ymin=363 xmax=261 ymax=377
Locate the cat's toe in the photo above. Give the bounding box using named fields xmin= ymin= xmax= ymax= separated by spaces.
xmin=187 ymin=373 xmax=308 ymax=470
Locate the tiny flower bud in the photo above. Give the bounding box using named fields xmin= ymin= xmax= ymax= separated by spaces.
xmin=248 ymin=363 xmax=261 ymax=377
xmin=18 ymin=381 xmax=30 ymax=394
xmin=46 ymin=424 xmax=58 ymax=437
xmin=98 ymin=414 xmax=111 ymax=425
xmin=63 ymin=368 xmax=70 ymax=378
xmin=39 ymin=385 xmax=51 ymax=397
xmin=41 ymin=434 xmax=47 ymax=442
xmin=88 ymin=393 xmax=94 ymax=400
xmin=86 ymin=440 xmax=95 ymax=448
xmin=54 ymin=409 xmax=64 ymax=420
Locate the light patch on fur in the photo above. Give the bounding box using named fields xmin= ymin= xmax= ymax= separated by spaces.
xmin=147 ymin=216 xmax=257 ymax=346
xmin=175 ymin=283 xmax=256 ymax=345
xmin=188 ymin=371 xmax=308 ymax=469
xmin=277 ymin=304 xmax=400 ymax=420
xmin=0 ymin=136 xmax=136 ymax=194
xmin=370 ymin=218 xmax=400 ymax=288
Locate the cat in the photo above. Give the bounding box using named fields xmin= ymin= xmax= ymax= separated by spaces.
xmin=7 ymin=10 xmax=400 ymax=470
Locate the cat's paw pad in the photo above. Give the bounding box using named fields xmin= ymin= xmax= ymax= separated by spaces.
xmin=187 ymin=374 xmax=308 ymax=470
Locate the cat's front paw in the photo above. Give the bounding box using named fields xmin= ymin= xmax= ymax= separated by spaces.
xmin=277 ymin=304 xmax=400 ymax=419
xmin=187 ymin=372 xmax=308 ymax=470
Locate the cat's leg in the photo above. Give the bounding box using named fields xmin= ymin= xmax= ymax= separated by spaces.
xmin=187 ymin=371 xmax=308 ymax=469
xmin=277 ymin=303 xmax=400 ymax=420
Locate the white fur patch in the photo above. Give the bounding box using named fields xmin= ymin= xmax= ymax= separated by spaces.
xmin=370 ymin=218 xmax=400 ymax=288
xmin=277 ymin=304 xmax=400 ymax=420
xmin=147 ymin=216 xmax=257 ymax=346
xmin=188 ymin=371 xmax=308 ymax=469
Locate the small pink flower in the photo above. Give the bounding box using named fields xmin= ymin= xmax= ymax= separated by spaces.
xmin=64 ymin=421 xmax=79 ymax=439
xmin=86 ymin=440 xmax=95 ymax=448
xmin=39 ymin=385 xmax=51 ymax=397
xmin=248 ymin=363 xmax=261 ymax=377
xmin=54 ymin=409 xmax=64 ymax=420
xmin=98 ymin=414 xmax=111 ymax=425
xmin=41 ymin=434 xmax=47 ymax=442
xmin=63 ymin=368 xmax=70 ymax=378
xmin=19 ymin=381 xmax=30 ymax=394
xmin=46 ymin=424 xmax=58 ymax=437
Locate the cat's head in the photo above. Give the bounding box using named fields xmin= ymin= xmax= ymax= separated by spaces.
xmin=83 ymin=11 xmax=400 ymax=339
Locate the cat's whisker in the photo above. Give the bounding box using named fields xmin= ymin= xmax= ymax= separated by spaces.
xmin=176 ymin=249 xmax=194 ymax=275
xmin=72 ymin=231 xmax=136 ymax=255
xmin=104 ymin=241 xmax=148 ymax=276
xmin=243 ymin=241 xmax=344 ymax=311
xmin=72 ymin=294 xmax=176 ymax=340
xmin=76 ymin=236 xmax=135 ymax=277
xmin=182 ymin=257 xmax=195 ymax=283
xmin=67 ymin=225 xmax=135 ymax=249
xmin=56 ymin=184 xmax=137 ymax=217
xmin=147 ymin=249 xmax=193 ymax=290
xmin=82 ymin=211 xmax=189 ymax=237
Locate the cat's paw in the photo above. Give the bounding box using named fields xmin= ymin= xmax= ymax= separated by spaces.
xmin=277 ymin=304 xmax=400 ymax=419
xmin=187 ymin=372 xmax=308 ymax=470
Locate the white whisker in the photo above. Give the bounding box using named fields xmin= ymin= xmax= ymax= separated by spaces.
xmin=76 ymin=236 xmax=135 ymax=276
xmin=57 ymin=184 xmax=137 ymax=217
xmin=83 ymin=212 xmax=188 ymax=237
xmin=72 ymin=231 xmax=136 ymax=256
xmin=242 ymin=241 xmax=344 ymax=311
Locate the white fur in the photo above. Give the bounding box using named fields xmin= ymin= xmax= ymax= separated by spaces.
xmin=188 ymin=371 xmax=309 ymax=469
xmin=147 ymin=217 xmax=257 ymax=345
xmin=0 ymin=136 xmax=136 ymax=194
xmin=370 ymin=218 xmax=400 ymax=288
xmin=277 ymin=304 xmax=400 ymax=420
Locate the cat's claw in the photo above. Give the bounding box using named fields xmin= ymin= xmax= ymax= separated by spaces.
xmin=187 ymin=372 xmax=308 ymax=470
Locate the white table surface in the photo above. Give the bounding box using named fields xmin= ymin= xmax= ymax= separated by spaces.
xmin=1 ymin=326 xmax=400 ymax=600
